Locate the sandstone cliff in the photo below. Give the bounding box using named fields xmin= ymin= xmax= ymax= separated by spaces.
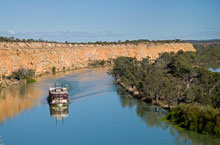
xmin=0 ymin=42 xmax=195 ymax=76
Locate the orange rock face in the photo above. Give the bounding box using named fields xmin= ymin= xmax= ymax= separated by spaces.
xmin=0 ymin=42 xmax=195 ymax=76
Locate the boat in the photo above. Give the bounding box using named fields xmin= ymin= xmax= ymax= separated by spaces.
xmin=48 ymin=84 xmax=69 ymax=105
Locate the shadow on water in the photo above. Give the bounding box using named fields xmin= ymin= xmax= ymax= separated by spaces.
xmin=117 ymin=86 xmax=220 ymax=145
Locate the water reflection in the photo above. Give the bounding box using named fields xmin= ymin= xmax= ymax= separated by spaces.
xmin=117 ymin=86 xmax=220 ymax=145
xmin=0 ymin=83 xmax=42 ymax=124
xmin=49 ymin=104 xmax=69 ymax=120
xmin=1 ymin=67 xmax=220 ymax=145
xmin=0 ymin=136 xmax=2 ymax=145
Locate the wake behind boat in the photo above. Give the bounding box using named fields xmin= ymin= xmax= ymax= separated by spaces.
xmin=48 ymin=84 xmax=69 ymax=105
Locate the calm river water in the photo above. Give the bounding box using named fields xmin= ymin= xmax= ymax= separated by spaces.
xmin=0 ymin=67 xmax=220 ymax=145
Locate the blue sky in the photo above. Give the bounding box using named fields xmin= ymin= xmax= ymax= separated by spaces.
xmin=0 ymin=0 xmax=220 ymax=42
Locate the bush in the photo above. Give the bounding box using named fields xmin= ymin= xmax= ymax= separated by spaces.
xmin=89 ymin=60 xmax=112 ymax=67
xmin=12 ymin=68 xmax=36 ymax=83
xmin=165 ymin=104 xmax=220 ymax=136
xmin=52 ymin=66 xmax=56 ymax=74
xmin=24 ymin=75 xmax=36 ymax=83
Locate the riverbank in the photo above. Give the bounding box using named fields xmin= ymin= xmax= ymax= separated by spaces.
xmin=0 ymin=68 xmax=36 ymax=88
xmin=0 ymin=77 xmax=36 ymax=88
xmin=115 ymin=78 xmax=171 ymax=110
xmin=114 ymin=71 xmax=220 ymax=137
xmin=0 ymin=60 xmax=112 ymax=88
xmin=0 ymin=78 xmax=21 ymax=88
xmin=113 ymin=65 xmax=220 ymax=136
xmin=111 ymin=46 xmax=220 ymax=136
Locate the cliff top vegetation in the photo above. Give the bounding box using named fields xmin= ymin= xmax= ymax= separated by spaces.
xmin=0 ymin=36 xmax=183 ymax=45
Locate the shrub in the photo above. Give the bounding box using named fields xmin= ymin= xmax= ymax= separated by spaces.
xmin=12 ymin=68 xmax=36 ymax=83
xmin=52 ymin=66 xmax=56 ymax=74
xmin=89 ymin=60 xmax=112 ymax=67
xmin=24 ymin=75 xmax=36 ymax=83
xmin=12 ymin=68 xmax=35 ymax=80
xmin=165 ymin=104 xmax=220 ymax=136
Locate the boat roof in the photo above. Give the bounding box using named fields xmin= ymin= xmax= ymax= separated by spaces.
xmin=49 ymin=87 xmax=68 ymax=94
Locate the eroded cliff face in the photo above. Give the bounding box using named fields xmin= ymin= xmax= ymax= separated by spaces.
xmin=0 ymin=42 xmax=195 ymax=76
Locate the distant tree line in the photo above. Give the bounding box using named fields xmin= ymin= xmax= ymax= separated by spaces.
xmin=0 ymin=36 xmax=56 ymax=43
xmin=185 ymin=39 xmax=220 ymax=50
xmin=85 ymin=39 xmax=183 ymax=45
xmin=0 ymin=36 xmax=183 ymax=44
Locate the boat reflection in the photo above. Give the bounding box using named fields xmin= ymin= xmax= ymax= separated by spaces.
xmin=49 ymin=104 xmax=69 ymax=120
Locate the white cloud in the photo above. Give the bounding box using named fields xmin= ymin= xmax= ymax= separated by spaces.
xmin=7 ymin=30 xmax=16 ymax=35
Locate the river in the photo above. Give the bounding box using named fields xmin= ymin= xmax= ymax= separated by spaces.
xmin=0 ymin=67 xmax=220 ymax=145
xmin=210 ymin=67 xmax=220 ymax=73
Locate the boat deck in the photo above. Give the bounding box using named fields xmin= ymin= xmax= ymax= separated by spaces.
xmin=49 ymin=87 xmax=68 ymax=95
